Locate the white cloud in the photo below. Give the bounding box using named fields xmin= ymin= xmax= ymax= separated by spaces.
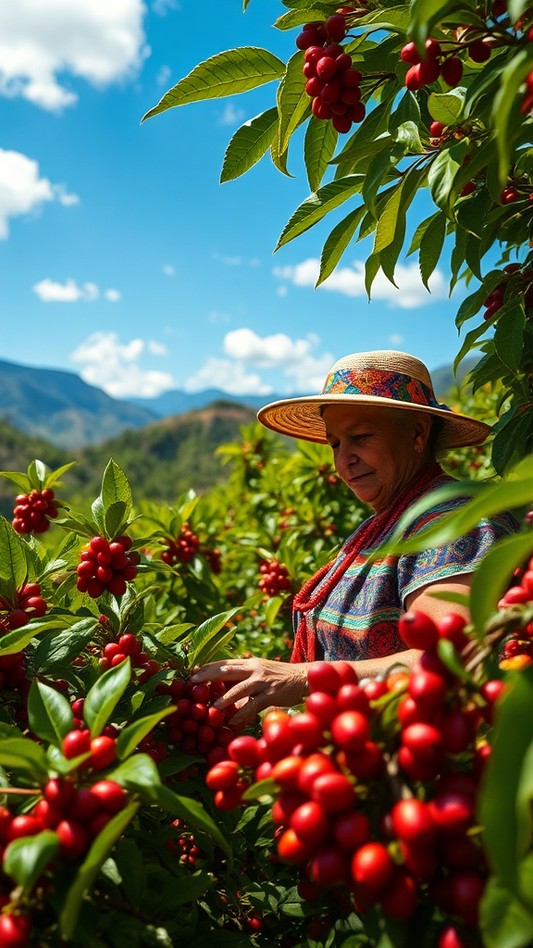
xmin=104 ymin=288 xmax=121 ymax=302
xmin=70 ymin=331 xmax=175 ymax=398
xmin=0 ymin=148 xmax=78 ymax=238
xmin=156 ymin=65 xmax=171 ymax=86
xmin=148 ymin=340 xmax=168 ymax=356
xmin=33 ymin=278 xmax=102 ymax=302
xmin=389 ymin=334 xmax=404 ymax=344
xmin=162 ymin=264 xmax=175 ymax=276
xmin=152 ymin=0 xmax=180 ymax=16
xmin=277 ymin=285 xmax=288 ymax=297
xmin=0 ymin=0 xmax=149 ymax=111
xmin=187 ymin=330 xmax=333 ymax=397
xmin=185 ymin=358 xmax=272 ymax=396
xmin=216 ymin=102 xmax=245 ymax=127
xmin=273 ymin=258 xmax=447 ymax=309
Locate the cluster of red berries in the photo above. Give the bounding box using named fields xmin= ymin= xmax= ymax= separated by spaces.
xmin=0 ymin=583 xmax=47 ymax=633
xmin=497 ymin=556 xmax=533 ymax=669
xmin=206 ymin=611 xmax=503 ymax=940
xmin=296 ymin=12 xmax=366 ymax=134
xmin=166 ymin=818 xmax=201 ymax=866
xmin=482 ymin=264 xmax=533 ymax=320
xmin=95 ymin=617 xmax=162 ymax=683
xmin=402 ymin=39 xmax=463 ymax=90
xmin=11 ymin=488 xmax=60 ymax=535
xmin=258 ymin=559 xmax=291 ymax=596
xmin=156 ymin=678 xmax=239 ymax=763
xmin=0 ymin=774 xmax=127 ymax=869
xmin=161 ymin=524 xmax=200 ymax=565
xmin=77 ymin=535 xmax=139 ymax=599
xmin=205 ymin=547 xmax=222 ymax=574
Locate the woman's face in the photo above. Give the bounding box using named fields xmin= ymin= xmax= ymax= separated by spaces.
xmin=322 ymin=404 xmax=431 ymax=513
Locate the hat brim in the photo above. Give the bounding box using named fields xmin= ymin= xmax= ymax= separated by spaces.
xmin=257 ymin=394 xmax=490 ymax=450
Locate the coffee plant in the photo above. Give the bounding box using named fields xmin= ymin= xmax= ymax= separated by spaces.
xmin=0 ymin=398 xmax=532 ymax=946
xmin=144 ymin=0 xmax=533 ymax=474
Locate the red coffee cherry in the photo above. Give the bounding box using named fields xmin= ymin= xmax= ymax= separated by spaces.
xmin=45 ymin=777 xmax=75 ymax=808
xmin=429 ymin=793 xmax=474 ymax=835
xmin=277 ymin=828 xmax=312 ymax=864
xmin=441 ymin=57 xmax=463 ymax=87
xmin=63 ymin=729 xmax=91 ymax=759
xmin=290 ymin=801 xmax=331 ymax=844
xmin=56 ymin=819 xmax=89 ymax=860
xmin=402 ymin=723 xmax=443 ymax=763
xmin=448 ymin=871 xmax=485 ymax=926
xmin=206 ymin=761 xmax=240 ymax=791
xmin=89 ymin=735 xmax=117 ymax=771
xmin=430 ymin=121 xmax=445 ymax=137
xmin=228 ymin=735 xmax=260 ymax=767
xmin=352 ymin=842 xmax=394 ymax=890
xmin=297 ymin=753 xmax=337 ymax=795
xmin=0 ymin=915 xmax=32 ymax=948
xmin=391 ymin=799 xmax=435 ymax=846
xmin=7 ymin=815 xmax=44 ymax=840
xmin=331 ymin=710 xmax=370 ymax=751
xmin=438 ymin=925 xmax=469 ymax=948
xmin=333 ymin=810 xmax=370 ymax=850
xmin=380 ymin=868 xmax=418 ymax=919
xmin=90 ymin=780 xmax=127 ymax=813
xmin=408 ymin=670 xmax=447 ymax=715
xmin=468 ymin=40 xmax=491 ymax=62
xmin=310 ymin=772 xmax=356 ymax=812
xmin=438 ymin=613 xmax=469 ymax=650
xmin=401 ymin=41 xmax=421 ymax=64
xmin=399 ymin=611 xmax=439 ymax=650
xmin=325 ymin=14 xmax=347 ymax=41
xmin=310 ymin=847 xmax=350 ymax=887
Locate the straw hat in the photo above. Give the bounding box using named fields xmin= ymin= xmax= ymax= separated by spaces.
xmin=257 ymin=350 xmax=489 ymax=450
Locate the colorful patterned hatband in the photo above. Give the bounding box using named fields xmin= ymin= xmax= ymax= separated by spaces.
xmin=322 ymin=367 xmax=450 ymax=410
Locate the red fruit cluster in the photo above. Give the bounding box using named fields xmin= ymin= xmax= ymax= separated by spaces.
xmin=161 ymin=524 xmax=200 ymax=565
xmin=0 ymin=775 xmax=127 ymax=868
xmin=166 ymin=818 xmax=201 ymax=866
xmin=77 ymin=535 xmax=139 ymax=599
xmin=62 ymin=727 xmax=118 ymax=771
xmin=12 ymin=488 xmax=59 ymax=534
xmin=205 ymin=548 xmax=222 ymax=574
xmin=0 ymin=583 xmax=47 ymax=633
xmin=258 ymin=559 xmax=291 ymax=596
xmin=204 ymin=612 xmax=502 ymax=935
xmin=497 ymin=557 xmax=533 ymax=669
xmin=402 ymin=39 xmax=463 ymax=89
xmin=296 ymin=15 xmax=366 ymax=134
xmin=157 ymin=678 xmax=239 ymax=761
xmin=482 ymin=264 xmax=532 ymax=320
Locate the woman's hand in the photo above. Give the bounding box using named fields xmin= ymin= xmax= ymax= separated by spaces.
xmin=190 ymin=658 xmax=308 ymax=725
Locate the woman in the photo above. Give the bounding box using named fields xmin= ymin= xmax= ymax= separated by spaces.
xmin=191 ymin=350 xmax=517 ymax=721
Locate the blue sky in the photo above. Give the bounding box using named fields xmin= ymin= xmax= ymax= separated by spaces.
xmin=1 ymin=0 xmax=478 ymax=402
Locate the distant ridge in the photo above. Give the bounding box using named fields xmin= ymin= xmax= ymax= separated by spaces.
xmin=0 ymin=359 xmax=157 ymax=449
xmin=130 ymin=388 xmax=282 ymax=417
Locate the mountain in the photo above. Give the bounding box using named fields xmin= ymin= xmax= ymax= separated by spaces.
xmin=130 ymin=388 xmax=282 ymax=417
xmin=0 ymin=400 xmax=257 ymax=518
xmin=0 ymin=359 xmax=158 ymax=449
xmin=431 ymin=356 xmax=479 ymax=400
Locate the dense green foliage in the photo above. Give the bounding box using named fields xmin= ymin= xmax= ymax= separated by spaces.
xmin=145 ymin=0 xmax=533 ymax=472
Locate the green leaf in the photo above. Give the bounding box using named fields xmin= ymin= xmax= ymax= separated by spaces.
xmin=34 ymin=617 xmax=98 ymax=673
xmin=374 ymin=180 xmax=405 ymax=254
xmin=304 ymin=116 xmax=338 ymax=193
xmin=3 ymin=831 xmax=59 ymax=893
xmin=108 ymin=752 xmax=161 ymax=796
xmin=470 ymin=532 xmax=533 ymax=635
xmin=28 ymin=460 xmax=47 ymax=489
xmin=265 ymin=596 xmax=283 ymax=629
xmin=117 ymin=707 xmax=176 ymax=760
xmin=480 ymin=874 xmax=533 ymax=948
xmin=480 ymin=667 xmax=533 ymax=894
xmin=330 ymin=102 xmax=393 ymax=165
xmin=428 ymin=141 xmax=468 ymax=215
xmin=454 ymin=305 xmax=501 ymax=373
xmin=277 ymin=51 xmax=310 ymax=155
xmin=274 ymin=6 xmax=331 ymax=29
xmin=436 ymin=639 xmax=475 ymax=684
xmin=241 ymin=778 xmax=277 ymax=800
xmin=84 ymin=658 xmax=132 ymax=738
xmin=492 ymin=412 xmax=533 ymax=475
xmin=154 ymin=784 xmax=233 ymax=865
xmin=509 ymin=0 xmax=533 ymax=23
xmin=0 ymin=622 xmax=43 ymax=656
xmin=0 ymin=516 xmax=27 ymax=600
xmin=0 ymin=471 xmax=32 ymax=493
xmin=409 ymin=0 xmax=465 ymax=47
xmin=44 ymin=461 xmax=76 ymax=489
xmin=419 ymin=211 xmax=446 ymax=289
xmin=493 ymin=47 xmax=533 ymax=188
xmin=27 ymin=680 xmax=74 ymax=747
xmin=394 ymin=120 xmax=425 ymax=154
xmin=188 ymin=607 xmax=248 ymax=668
xmin=142 ymin=48 xmax=285 ymax=122
xmin=105 ymin=500 xmax=127 ymax=540
xmin=494 ymin=300 xmax=526 ymax=373
xmin=0 ymin=738 xmax=49 ymax=782
xmin=316 ymin=206 xmax=366 ymax=287
xmin=427 ymin=89 xmax=465 ymax=125
xmin=100 ymin=460 xmax=132 ymax=522
xmin=220 ymin=107 xmax=278 ymax=183
xmin=60 ymin=798 xmax=141 ymax=940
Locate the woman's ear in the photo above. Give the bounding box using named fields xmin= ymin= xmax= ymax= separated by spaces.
xmin=413 ymin=412 xmax=433 ymax=454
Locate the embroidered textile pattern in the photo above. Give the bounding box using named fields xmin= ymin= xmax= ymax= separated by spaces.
xmin=292 ymin=473 xmax=518 ymax=664
xmin=322 ymin=367 xmax=447 ymax=409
